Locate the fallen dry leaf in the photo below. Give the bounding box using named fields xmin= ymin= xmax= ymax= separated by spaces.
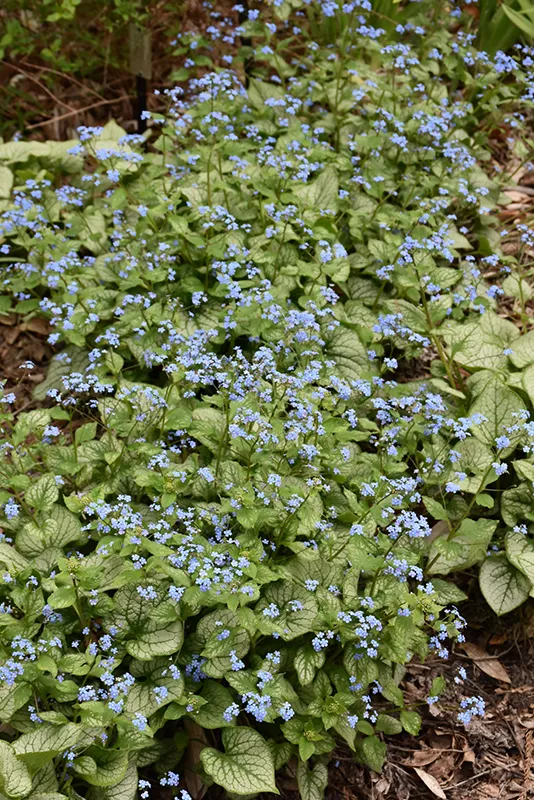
xmin=430 ymin=754 xmax=457 ymax=784
xmin=404 ymin=749 xmax=443 ymax=767
xmin=461 ymin=642 xmax=511 ymax=683
xmin=504 ymin=189 xmax=532 ymax=203
xmin=478 ymin=784 xmax=500 ymax=798
xmin=462 ymin=747 xmax=476 ymax=764
xmin=374 ymin=777 xmax=391 ymax=794
xmin=414 ymin=767 xmax=447 ymax=799
xmin=20 ymin=318 xmax=50 ymax=335
xmin=428 ymin=733 xmax=453 ymax=749
xmin=4 ymin=328 xmax=19 ymax=345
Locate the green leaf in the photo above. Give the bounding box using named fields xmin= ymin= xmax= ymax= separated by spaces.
xmin=294 ymin=646 xmax=326 ymax=686
xmin=75 ymin=423 xmax=97 ymax=444
xmin=236 ymin=506 xmax=258 ymax=529
xmin=512 ymin=460 xmax=534 ymax=483
xmin=522 ymin=363 xmax=534 ymax=405
xmin=509 ymin=329 xmax=534 ymax=369
xmin=46 ymin=505 xmax=85 ymax=549
xmin=469 ymin=378 xmax=525 ymax=452
xmin=193 ymin=680 xmax=237 ymax=729
xmin=429 ymin=579 xmax=468 ymax=605
xmin=342 ymin=567 xmax=360 ymax=606
xmin=296 ymin=759 xmax=328 ymax=800
xmin=447 ymin=226 xmax=472 ymax=250
xmin=200 ymin=727 xmax=279 ymax=795
xmin=256 ymin=581 xmax=318 ymax=640
xmin=427 ymin=519 xmax=497 ymax=575
xmin=503 ymin=273 xmax=534 ymax=301
xmin=269 ymin=740 xmax=294 ymax=772
xmin=0 ymin=683 xmax=32 ymax=723
xmin=97 ymin=760 xmax=138 ymax=800
xmin=375 ymin=714 xmax=402 ymax=735
xmin=0 ymin=166 xmax=13 ymax=199
xmin=0 ymin=543 xmax=29 ymax=572
xmin=429 ymin=378 xmax=466 ymax=400
xmin=501 ymin=483 xmax=534 ymax=527
xmin=196 ymin=609 xmax=251 ymax=678
xmin=380 ymin=683 xmax=404 ymax=708
xmin=126 ymin=621 xmax=184 ymax=660
xmin=294 ymin=166 xmax=338 ymax=210
xmin=323 ymin=325 xmax=369 ymax=382
xmin=502 ymin=4 xmax=534 ymax=38
xmin=360 ymin=735 xmax=386 ymax=773
xmin=475 ymin=493 xmax=494 ymax=509
xmin=26 ymin=475 xmax=59 ymax=511
xmin=505 ymin=528 xmax=534 ymax=582
xmin=479 ymin=554 xmax=531 ymax=615
xmin=356 ymin=721 xmax=374 ymax=738
xmin=125 ymin=672 xmax=184 ymax=717
xmin=400 ymin=710 xmax=421 ymax=735
xmin=445 ymin=437 xmax=493 ymax=483
xmin=190 ymin=408 xmax=226 ymax=453
xmin=30 ymin=794 xmax=68 ymax=800
xmin=247 ymin=78 xmax=285 ymax=111
xmin=47 ymin=587 xmax=76 ymax=610
xmin=299 ymin=739 xmax=316 ymax=762
xmin=0 ymin=741 xmax=32 ymax=798
xmin=0 ymin=141 xmax=52 ymax=163
xmin=385 ymin=298 xmax=427 ymax=334
xmin=82 ymin=750 xmax=128 ymax=787
xmin=73 ymin=758 xmax=97 ymax=778
xmin=430 ymin=676 xmax=445 ymax=696
xmin=113 ymin=586 xmax=184 ymax=660
xmin=100 ymin=120 xmax=127 ymax=141
xmin=422 ymin=496 xmax=448 ymax=521
xmin=33 ymin=348 xmax=89 ymax=402
xmin=15 ymin=514 xmax=74 ymax=565
xmin=12 ymin=723 xmax=84 ymax=769
xmin=29 ymin=763 xmax=59 ymax=794
xmin=36 ymin=655 xmax=58 ymax=678
xmin=445 ymin=312 xmax=518 ymax=371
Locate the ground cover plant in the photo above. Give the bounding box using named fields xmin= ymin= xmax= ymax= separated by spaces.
xmin=0 ymin=0 xmax=534 ymax=798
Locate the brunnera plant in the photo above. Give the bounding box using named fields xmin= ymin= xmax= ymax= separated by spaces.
xmin=0 ymin=0 xmax=532 ymax=797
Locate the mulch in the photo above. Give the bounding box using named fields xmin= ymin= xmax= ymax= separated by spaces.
xmin=0 ymin=315 xmax=52 ymax=412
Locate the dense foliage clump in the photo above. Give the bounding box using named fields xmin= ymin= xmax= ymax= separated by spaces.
xmin=0 ymin=0 xmax=533 ymax=797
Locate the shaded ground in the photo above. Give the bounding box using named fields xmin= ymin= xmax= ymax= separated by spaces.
xmin=0 ymin=0 xmax=238 ymax=140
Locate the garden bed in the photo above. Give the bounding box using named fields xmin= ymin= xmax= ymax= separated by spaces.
xmin=1 ymin=1 xmax=534 ymax=799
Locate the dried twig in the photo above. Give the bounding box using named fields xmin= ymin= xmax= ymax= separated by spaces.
xmin=523 ymin=728 xmax=533 ymax=798
xmin=26 ymin=95 xmax=133 ymax=130
xmin=17 ymin=60 xmax=105 ymax=101
xmin=1 ymin=61 xmax=76 ymax=112
xmin=447 ymin=768 xmax=495 ymax=789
